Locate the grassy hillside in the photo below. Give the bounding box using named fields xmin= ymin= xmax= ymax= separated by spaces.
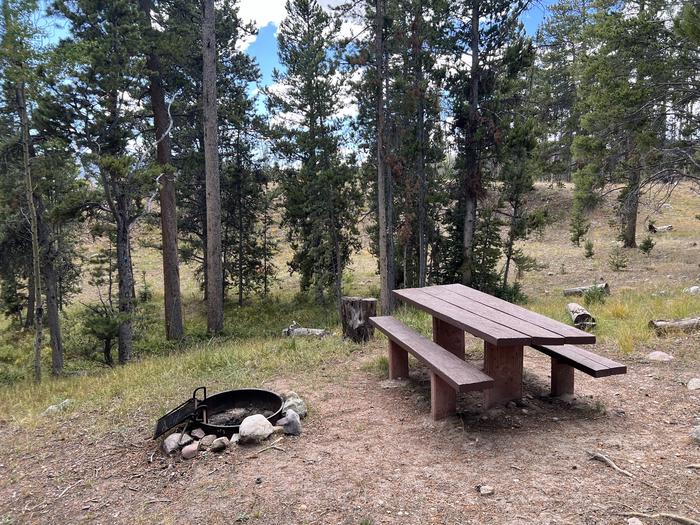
xmin=0 ymin=182 xmax=698 ymax=422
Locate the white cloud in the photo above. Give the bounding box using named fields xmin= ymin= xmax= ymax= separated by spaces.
xmin=236 ymin=0 xmax=348 ymax=50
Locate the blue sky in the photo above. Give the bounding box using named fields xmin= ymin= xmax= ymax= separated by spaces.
xmin=245 ymin=0 xmax=555 ymax=87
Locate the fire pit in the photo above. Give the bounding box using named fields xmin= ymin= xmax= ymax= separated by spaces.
xmin=154 ymin=387 xmax=284 ymax=439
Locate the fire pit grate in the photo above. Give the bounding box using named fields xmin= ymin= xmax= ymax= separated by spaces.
xmin=154 ymin=387 xmax=284 ymax=439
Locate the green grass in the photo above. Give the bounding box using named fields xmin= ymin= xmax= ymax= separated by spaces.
xmin=528 ymin=287 xmax=700 ymax=354
xmin=0 ymin=327 xmax=358 ymax=428
xmin=0 ymin=288 xmax=356 ymax=427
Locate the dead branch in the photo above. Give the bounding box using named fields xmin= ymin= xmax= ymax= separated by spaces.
xmin=246 ymin=437 xmax=285 ymax=459
xmin=57 ymin=479 xmax=83 ymax=499
xmin=586 ymin=451 xmax=633 ymax=478
xmin=621 ymin=512 xmax=700 ymax=525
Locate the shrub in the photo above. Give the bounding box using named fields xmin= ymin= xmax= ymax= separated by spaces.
xmin=584 ymin=239 xmax=594 ymax=258
xmin=608 ymin=246 xmax=628 ymax=272
xmin=639 ymin=236 xmax=655 ymax=255
xmin=583 ymin=284 xmax=607 ymax=306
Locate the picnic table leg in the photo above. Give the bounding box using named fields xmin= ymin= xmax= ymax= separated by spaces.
xmin=483 ymin=342 xmax=523 ymax=408
xmin=432 ymin=317 xmax=465 ymax=359
xmin=430 ymin=371 xmax=456 ymax=420
xmin=550 ymin=358 xmax=575 ymax=396
xmin=388 ymin=340 xmax=409 ymax=379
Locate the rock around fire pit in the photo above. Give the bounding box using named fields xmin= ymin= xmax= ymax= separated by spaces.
xmin=158 ymin=390 xmax=306 ymax=460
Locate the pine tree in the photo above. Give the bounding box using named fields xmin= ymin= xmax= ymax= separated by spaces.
xmin=269 ymin=0 xmax=362 ymax=306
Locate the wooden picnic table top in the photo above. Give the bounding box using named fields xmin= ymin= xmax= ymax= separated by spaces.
xmin=393 ymin=283 xmax=596 ymax=347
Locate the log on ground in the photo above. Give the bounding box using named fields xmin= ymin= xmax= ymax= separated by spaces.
xmin=649 ymin=317 xmax=700 ymax=335
xmin=566 ymin=303 xmax=596 ymax=330
xmin=563 ymin=283 xmax=610 ymax=297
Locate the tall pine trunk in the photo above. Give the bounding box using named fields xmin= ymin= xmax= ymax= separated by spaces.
xmin=462 ymin=0 xmax=480 ymax=286
xmin=115 ymin=198 xmax=134 ymax=364
xmin=202 ymin=0 xmax=224 ymax=333
xmin=376 ymin=0 xmax=395 ymax=314
xmin=16 ymin=80 xmax=42 ymax=382
xmin=621 ymin=166 xmax=640 ymax=248
xmin=414 ymin=3 xmax=427 ymax=287
xmin=139 ymin=0 xmax=184 ymax=340
xmin=34 ymin=193 xmax=64 ymax=374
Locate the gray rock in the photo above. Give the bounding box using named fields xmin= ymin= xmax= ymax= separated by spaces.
xmin=647 ymin=351 xmax=674 ymax=362
xmin=282 ymin=392 xmax=307 ymax=418
xmin=162 ymin=432 xmax=192 ymax=454
xmin=191 ymin=428 xmax=206 ymax=440
xmin=277 ymin=409 xmax=302 ymax=436
xmin=691 ymin=426 xmax=700 ymax=444
xmin=380 ymin=379 xmax=409 ymax=389
xmin=239 ymin=414 xmax=275 ymax=444
xmin=627 ymin=518 xmax=644 ymax=525
xmin=683 ymin=286 xmax=700 ymax=295
xmin=231 ymin=433 xmax=240 ymax=444
xmin=687 ymin=378 xmax=700 ymax=391
xmin=199 ymin=434 xmax=217 ymax=449
xmin=210 ymin=436 xmax=229 ymax=452
xmin=181 ymin=442 xmax=199 ymax=459
xmin=42 ymin=399 xmax=74 ymax=416
xmin=478 ymin=484 xmax=495 ymax=496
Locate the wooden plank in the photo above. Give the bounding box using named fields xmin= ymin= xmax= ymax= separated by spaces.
xmin=393 ymin=288 xmax=531 ymax=346
xmin=433 ymin=317 xmax=464 ymax=358
xmin=422 ymin=287 xmax=564 ymax=344
xmin=369 ymin=316 xmax=494 ymax=392
xmin=483 ymin=342 xmax=524 ymax=408
xmin=531 ymin=344 xmax=627 ymax=378
xmin=443 ymin=284 xmax=596 ymax=344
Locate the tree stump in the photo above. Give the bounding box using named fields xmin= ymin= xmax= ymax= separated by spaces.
xmin=340 ymin=297 xmax=377 ymax=343
xmin=566 ymin=302 xmax=596 ymax=330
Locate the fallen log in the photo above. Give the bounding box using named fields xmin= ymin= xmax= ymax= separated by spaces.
xmin=282 ymin=321 xmax=329 ymax=338
xmin=566 ymin=302 xmax=596 ymax=330
xmin=649 ymin=223 xmax=673 ymax=233
xmin=563 ymin=283 xmax=610 ymax=297
xmin=340 ymin=296 xmax=377 ymax=343
xmin=648 ymin=317 xmax=700 ymax=335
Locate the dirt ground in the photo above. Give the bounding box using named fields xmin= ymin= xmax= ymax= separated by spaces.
xmin=2 ymin=334 xmax=699 ymax=525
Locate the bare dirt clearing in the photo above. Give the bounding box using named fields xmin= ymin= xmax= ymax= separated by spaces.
xmin=2 ymin=336 xmax=699 ymax=524
xmin=1 ymin=183 xmax=699 ymax=524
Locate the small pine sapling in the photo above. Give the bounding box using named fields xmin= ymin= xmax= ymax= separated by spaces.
xmin=639 ymin=236 xmax=655 ymax=255
xmin=584 ymin=239 xmax=594 ymax=258
xmin=608 ymin=245 xmax=628 ymax=272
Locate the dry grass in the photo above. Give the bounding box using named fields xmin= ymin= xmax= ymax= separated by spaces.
xmin=1 ymin=181 xmax=698 ymax=427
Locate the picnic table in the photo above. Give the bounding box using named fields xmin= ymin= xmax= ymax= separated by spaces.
xmin=370 ymin=284 xmax=626 ymax=420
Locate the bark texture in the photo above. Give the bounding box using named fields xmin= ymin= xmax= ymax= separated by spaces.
xmin=340 ymin=297 xmax=377 ymax=343
xmin=202 ymin=0 xmax=224 ymax=334
xmin=139 ymin=0 xmax=184 ymax=340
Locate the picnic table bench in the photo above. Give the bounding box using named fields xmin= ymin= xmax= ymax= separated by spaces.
xmin=370 ymin=284 xmax=627 ymax=420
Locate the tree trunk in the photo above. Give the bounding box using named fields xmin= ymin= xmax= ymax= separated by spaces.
xmin=115 ymin=203 xmax=134 ymax=364
xmin=24 ymin=272 xmax=35 ymax=330
xmin=104 ymin=337 xmax=113 ymax=366
xmin=16 ymin=80 xmax=42 ymax=382
xmin=340 ymin=296 xmax=377 ymax=343
xmin=139 ymin=0 xmax=184 ymax=340
xmin=33 ymin=190 xmax=63 ymax=374
xmin=43 ymin=258 xmax=63 ymax=374
xmin=462 ymin=0 xmax=480 ymax=286
xmin=376 ymin=0 xmax=395 ymax=315
xmin=202 ymin=0 xmax=224 ymax=334
xmin=621 ymin=167 xmax=640 ymax=248
xmin=416 ymin=22 xmax=427 ymax=288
